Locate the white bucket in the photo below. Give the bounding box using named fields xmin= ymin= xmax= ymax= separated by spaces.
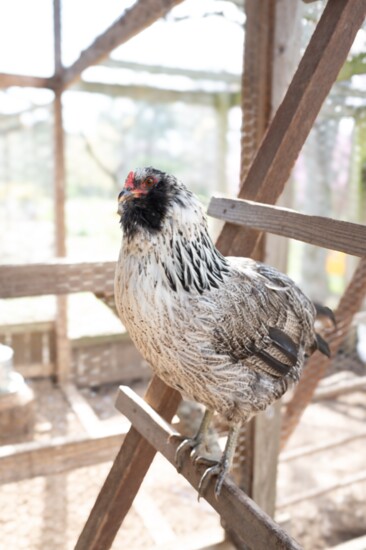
xmin=0 ymin=344 xmax=14 ymax=392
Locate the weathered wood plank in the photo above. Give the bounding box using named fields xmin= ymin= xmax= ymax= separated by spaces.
xmin=62 ymin=0 xmax=184 ymax=87
xmin=108 ymin=386 xmax=301 ymax=550
xmin=280 ymin=430 xmax=366 ymax=463
xmin=0 ymin=260 xmax=115 ymax=298
xmin=277 ymin=470 xmax=366 ymax=509
xmin=313 ymin=375 xmax=366 ymax=401
xmin=216 ymin=0 xmax=366 ymax=257
xmin=209 ymin=197 xmax=366 ymax=257
xmin=0 ymin=429 xmax=126 ymax=484
xmin=16 ymin=362 xmax=54 ymax=378
xmin=62 ymin=384 xmax=105 ymax=437
xmin=72 ymin=80 xmax=229 ymax=106
xmin=0 ymin=73 xmax=57 ymax=89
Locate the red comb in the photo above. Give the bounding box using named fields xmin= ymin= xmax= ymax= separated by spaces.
xmin=125 ymin=171 xmax=135 ymax=189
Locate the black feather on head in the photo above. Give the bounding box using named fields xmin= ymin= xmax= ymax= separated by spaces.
xmin=118 ymin=167 xmax=175 ymax=239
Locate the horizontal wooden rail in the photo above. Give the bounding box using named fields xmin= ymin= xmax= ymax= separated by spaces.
xmin=112 ymin=386 xmax=301 ymax=550
xmin=0 ymin=259 xmax=115 ymax=298
xmin=0 ymin=73 xmax=58 ymax=89
xmin=209 ymin=197 xmax=366 ymax=257
xmin=277 ymin=469 xmax=366 ymax=509
xmin=0 ymin=428 xmax=125 ymax=484
xmin=280 ymin=430 xmax=366 ymax=463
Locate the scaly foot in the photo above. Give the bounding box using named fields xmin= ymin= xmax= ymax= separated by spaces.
xmin=196 ymin=456 xmax=229 ymax=499
xmin=169 ymin=434 xmax=204 ymax=472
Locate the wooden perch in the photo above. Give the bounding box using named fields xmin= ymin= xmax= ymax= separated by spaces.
xmin=209 ymin=197 xmax=366 ymax=257
xmin=75 ymin=384 xmax=301 ymax=550
xmin=62 ymin=0 xmax=185 ymax=87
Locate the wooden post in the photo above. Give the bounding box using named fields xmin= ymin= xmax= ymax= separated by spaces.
xmin=53 ymin=0 xmax=71 ymax=383
xmin=228 ymin=1 xmax=278 ymax=526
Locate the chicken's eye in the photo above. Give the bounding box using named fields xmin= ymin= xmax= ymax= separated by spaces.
xmin=144 ymin=176 xmax=155 ymax=186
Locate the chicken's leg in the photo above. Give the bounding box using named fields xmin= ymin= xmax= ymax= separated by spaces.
xmin=172 ymin=408 xmax=214 ymax=471
xmin=197 ymin=421 xmax=241 ymax=499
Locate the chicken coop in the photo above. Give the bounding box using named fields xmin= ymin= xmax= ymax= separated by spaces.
xmin=1 ymin=0 xmax=366 ymax=549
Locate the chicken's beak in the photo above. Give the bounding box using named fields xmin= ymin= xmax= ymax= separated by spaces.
xmin=117 ymin=189 xmax=135 ymax=214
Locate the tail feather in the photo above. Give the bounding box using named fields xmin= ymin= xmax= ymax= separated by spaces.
xmin=315 ymin=333 xmax=331 ymax=358
xmin=314 ymin=303 xmax=336 ymax=327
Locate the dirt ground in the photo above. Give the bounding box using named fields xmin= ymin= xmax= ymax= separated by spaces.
xmin=0 ymin=370 xmax=365 ymax=550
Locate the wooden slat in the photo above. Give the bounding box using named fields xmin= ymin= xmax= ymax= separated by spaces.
xmin=313 ymin=375 xmax=366 ymax=401
xmin=280 ymin=430 xmax=366 ymax=463
xmin=277 ymin=470 xmax=366 ymax=509
xmin=0 ymin=73 xmax=57 ymax=89
xmin=216 ymin=0 xmax=366 ymax=257
xmin=16 ymin=362 xmax=54 ymax=378
xmin=75 ymin=377 xmax=182 ymax=550
xmin=62 ymin=384 xmax=105 ymax=437
xmin=106 ymin=386 xmax=300 ymax=550
xmin=209 ymin=197 xmax=366 ymax=257
xmin=0 ymin=429 xmax=125 ymax=484
xmin=62 ymin=0 xmax=184 ymax=87
xmin=102 ymin=58 xmax=241 ymax=84
xmin=72 ymin=80 xmax=230 ymax=106
xmin=0 ymin=260 xmax=115 ymax=298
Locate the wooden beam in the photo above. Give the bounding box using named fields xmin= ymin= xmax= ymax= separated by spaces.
xmin=0 ymin=260 xmax=116 ymax=298
xmin=313 ymin=375 xmax=366 ymax=401
xmin=280 ymin=430 xmax=366 ymax=463
xmin=72 ymin=80 xmax=233 ymax=107
xmin=239 ymin=0 xmax=275 ymax=183
xmin=277 ymin=470 xmax=366 ymax=509
xmin=79 ymin=386 xmax=301 ymax=550
xmin=216 ymin=0 xmax=366 ymax=257
xmin=53 ymin=0 xmax=71 ymax=383
xmin=0 ymin=429 xmax=126 ymax=484
xmin=61 ymin=384 xmax=105 ymax=437
xmin=101 ymin=58 xmax=241 ymax=85
xmin=75 ymin=377 xmax=182 ymax=550
xmin=0 ymin=73 xmax=58 ymax=89
xmin=62 ymin=0 xmax=185 ymax=87
xmin=209 ymin=197 xmax=366 ymax=257
xmin=53 ymin=0 xmax=63 ymax=76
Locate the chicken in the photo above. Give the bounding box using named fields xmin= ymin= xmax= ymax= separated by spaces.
xmin=114 ymin=167 xmax=331 ymax=497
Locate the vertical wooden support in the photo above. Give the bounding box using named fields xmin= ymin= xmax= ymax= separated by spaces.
xmin=230 ymin=1 xmax=277 ymax=522
xmin=248 ymin=3 xmax=302 ymax=518
xmin=53 ymin=0 xmax=71 ymax=382
xmin=215 ymin=93 xmax=230 ymax=195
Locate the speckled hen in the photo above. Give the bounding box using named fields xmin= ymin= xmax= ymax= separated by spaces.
xmin=114 ymin=167 xmax=331 ymax=497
